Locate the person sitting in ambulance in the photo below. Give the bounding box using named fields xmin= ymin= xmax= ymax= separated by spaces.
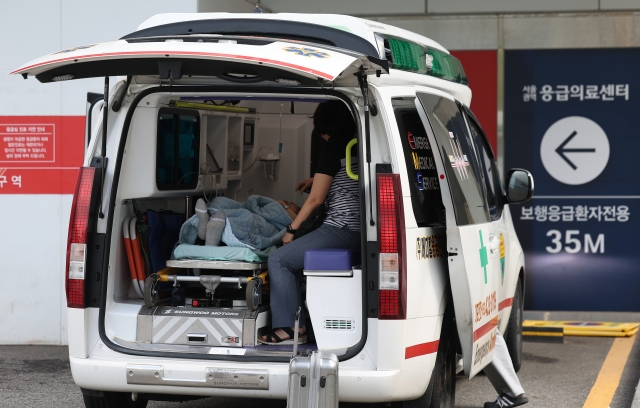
xmin=259 ymin=100 xmax=360 ymax=344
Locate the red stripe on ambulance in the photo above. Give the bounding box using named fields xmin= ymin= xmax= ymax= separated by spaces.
xmin=11 ymin=51 xmax=336 ymax=81
xmin=473 ymin=316 xmax=499 ymax=342
xmin=498 ymin=297 xmax=514 ymax=311
xmin=405 ymin=340 xmax=439 ymax=359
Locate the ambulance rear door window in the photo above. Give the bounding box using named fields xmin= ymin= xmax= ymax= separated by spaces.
xmin=465 ymin=113 xmax=504 ymax=220
xmin=392 ymin=98 xmax=445 ymax=227
xmin=156 ymin=108 xmax=200 ymax=191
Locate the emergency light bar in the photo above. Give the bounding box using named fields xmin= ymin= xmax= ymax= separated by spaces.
xmin=378 ymin=35 xmax=468 ymax=85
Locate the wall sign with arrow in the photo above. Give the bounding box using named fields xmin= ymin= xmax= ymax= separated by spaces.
xmin=540 ymin=116 xmax=610 ymax=185
xmin=505 ymin=48 xmax=640 ymax=312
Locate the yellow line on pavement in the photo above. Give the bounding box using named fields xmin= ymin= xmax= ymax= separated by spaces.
xmin=583 ymin=336 xmax=635 ymax=408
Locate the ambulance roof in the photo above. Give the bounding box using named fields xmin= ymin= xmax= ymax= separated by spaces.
xmin=124 ymin=13 xmax=471 ymax=103
xmin=131 ymin=13 xmax=450 ymax=57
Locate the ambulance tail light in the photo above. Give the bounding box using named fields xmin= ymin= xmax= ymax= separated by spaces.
xmin=65 ymin=167 xmax=96 ymax=309
xmin=377 ymin=173 xmax=407 ymax=320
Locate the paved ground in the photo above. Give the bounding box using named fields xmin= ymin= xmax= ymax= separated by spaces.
xmin=0 ymin=335 xmax=638 ymax=408
xmin=456 ymin=335 xmax=640 ymax=408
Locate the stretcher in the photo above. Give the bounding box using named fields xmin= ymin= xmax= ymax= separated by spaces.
xmin=123 ymin=217 xmax=146 ymax=298
xmin=143 ymin=260 xmax=268 ymax=311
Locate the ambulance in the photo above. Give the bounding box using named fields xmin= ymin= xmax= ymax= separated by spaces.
xmin=12 ymin=13 xmax=533 ymax=408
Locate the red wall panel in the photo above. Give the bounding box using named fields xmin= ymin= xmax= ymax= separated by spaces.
xmin=450 ymin=50 xmax=498 ymax=154
xmin=0 ymin=116 xmax=85 ymax=194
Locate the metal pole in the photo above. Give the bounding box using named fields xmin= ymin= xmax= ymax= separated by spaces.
xmin=357 ymin=68 xmax=375 ymax=226
xmin=99 ymin=77 xmax=109 ymax=218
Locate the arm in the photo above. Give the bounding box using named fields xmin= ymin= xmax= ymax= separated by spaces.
xmin=295 ymin=177 xmax=314 ymax=195
xmin=282 ymin=173 xmax=333 ymax=244
xmin=277 ymin=200 xmax=299 ymax=221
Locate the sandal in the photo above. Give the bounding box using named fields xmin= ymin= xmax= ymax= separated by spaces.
xmin=259 ymin=327 xmax=307 ymax=345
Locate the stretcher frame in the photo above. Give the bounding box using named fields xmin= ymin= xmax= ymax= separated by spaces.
xmin=143 ymin=259 xmax=268 ymax=311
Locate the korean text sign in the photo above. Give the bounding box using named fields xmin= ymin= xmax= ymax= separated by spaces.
xmin=505 ymin=48 xmax=640 ymax=311
xmin=0 ymin=117 xmax=84 ymax=194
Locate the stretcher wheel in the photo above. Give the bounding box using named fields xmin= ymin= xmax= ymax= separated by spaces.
xmin=246 ymin=278 xmax=262 ymax=311
xmin=144 ymin=274 xmax=160 ymax=308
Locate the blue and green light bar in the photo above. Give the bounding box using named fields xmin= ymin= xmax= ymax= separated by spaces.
xmin=378 ymin=35 xmax=468 ymax=86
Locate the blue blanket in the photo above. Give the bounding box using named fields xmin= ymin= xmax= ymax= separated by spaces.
xmin=174 ymin=244 xmax=274 ymax=263
xmin=179 ymin=196 xmax=292 ymax=250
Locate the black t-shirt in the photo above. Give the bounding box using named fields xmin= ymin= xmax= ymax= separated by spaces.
xmin=315 ymin=138 xmax=352 ymax=176
xmin=314 ymin=137 xmax=360 ymax=231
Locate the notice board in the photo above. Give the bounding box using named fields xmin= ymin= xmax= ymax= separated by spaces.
xmin=0 ymin=116 xmax=84 ymax=194
xmin=505 ymin=48 xmax=640 ymax=311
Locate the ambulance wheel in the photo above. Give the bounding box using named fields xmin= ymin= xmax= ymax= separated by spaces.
xmin=505 ymin=278 xmax=523 ymax=372
xmin=83 ymin=391 xmax=148 ymax=408
xmin=397 ymin=313 xmax=456 ymax=408
xmin=246 ymin=278 xmax=262 ymax=311
xmin=428 ymin=315 xmax=457 ymax=408
xmin=144 ymin=274 xmax=159 ymax=308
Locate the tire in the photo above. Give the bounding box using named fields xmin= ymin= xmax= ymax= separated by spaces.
xmin=144 ymin=274 xmax=159 ymax=308
xmin=245 ymin=278 xmax=261 ymax=311
xmin=428 ymin=315 xmax=457 ymax=408
xmin=505 ymin=278 xmax=523 ymax=372
xmin=83 ymin=391 xmax=148 ymax=408
xmin=397 ymin=312 xmax=457 ymax=408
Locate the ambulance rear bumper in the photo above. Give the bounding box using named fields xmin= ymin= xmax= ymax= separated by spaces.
xmin=70 ymin=356 xmax=408 ymax=402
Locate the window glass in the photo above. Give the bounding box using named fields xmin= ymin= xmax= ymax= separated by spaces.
xmin=156 ymin=109 xmax=200 ymax=190
xmin=416 ymin=93 xmax=489 ymax=226
xmin=392 ymin=99 xmax=445 ymax=227
xmin=466 ymin=114 xmax=502 ymax=219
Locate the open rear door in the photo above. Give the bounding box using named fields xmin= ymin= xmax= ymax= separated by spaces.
xmin=11 ymin=37 xmax=386 ymax=87
xmin=414 ymin=93 xmax=499 ymax=378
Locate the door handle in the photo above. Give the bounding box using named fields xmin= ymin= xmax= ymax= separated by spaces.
xmin=187 ymin=333 xmax=208 ymax=343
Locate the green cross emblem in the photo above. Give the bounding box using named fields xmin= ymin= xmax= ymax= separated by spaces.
xmin=479 ymin=231 xmax=488 ymax=284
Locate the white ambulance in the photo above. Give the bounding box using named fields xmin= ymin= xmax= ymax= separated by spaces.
xmin=12 ymin=13 xmax=533 ymax=408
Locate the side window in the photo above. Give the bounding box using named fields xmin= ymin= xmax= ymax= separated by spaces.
xmin=416 ymin=93 xmax=490 ymax=226
xmin=465 ymin=113 xmax=503 ymax=220
xmin=156 ymin=109 xmax=200 ymax=190
xmin=392 ymin=98 xmax=445 ymax=227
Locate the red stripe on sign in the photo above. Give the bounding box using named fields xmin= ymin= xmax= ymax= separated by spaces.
xmin=473 ymin=316 xmax=499 ymax=342
xmin=499 ymin=297 xmax=514 ymax=311
xmin=405 ymin=340 xmax=439 ymax=359
xmin=12 ymin=51 xmax=336 ymax=80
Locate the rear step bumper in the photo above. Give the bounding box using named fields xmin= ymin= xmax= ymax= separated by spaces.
xmin=126 ymin=364 xmax=270 ymax=390
xmin=70 ymin=356 xmax=402 ymax=402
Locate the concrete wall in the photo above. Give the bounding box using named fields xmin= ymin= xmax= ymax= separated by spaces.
xmin=0 ymin=0 xmax=197 ymax=345
xmin=428 ymin=0 xmax=640 ymax=14
xmin=198 ymin=0 xmax=640 ymax=14
xmin=368 ymin=12 xmax=640 ymax=50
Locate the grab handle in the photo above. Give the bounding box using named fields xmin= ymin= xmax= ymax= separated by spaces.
xmin=346 ymin=138 xmax=358 ymax=181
